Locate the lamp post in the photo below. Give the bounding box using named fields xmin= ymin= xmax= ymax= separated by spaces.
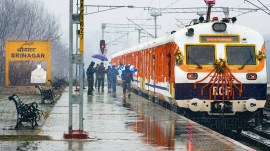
xmin=150 ymin=9 xmax=162 ymax=38
xmin=101 ymin=23 xmax=106 ymax=40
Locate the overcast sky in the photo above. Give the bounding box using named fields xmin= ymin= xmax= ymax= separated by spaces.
xmin=40 ymin=0 xmax=270 ymax=65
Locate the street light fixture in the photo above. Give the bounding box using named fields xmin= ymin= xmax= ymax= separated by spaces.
xmin=150 ymin=9 xmax=162 ymax=38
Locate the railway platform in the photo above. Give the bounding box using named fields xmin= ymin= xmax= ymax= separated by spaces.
xmin=0 ymin=86 xmax=255 ymax=150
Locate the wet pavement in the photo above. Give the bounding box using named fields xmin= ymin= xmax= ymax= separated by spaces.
xmin=0 ymin=86 xmax=254 ymax=150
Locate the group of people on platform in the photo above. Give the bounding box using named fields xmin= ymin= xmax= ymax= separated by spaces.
xmin=85 ymin=61 xmax=133 ymax=98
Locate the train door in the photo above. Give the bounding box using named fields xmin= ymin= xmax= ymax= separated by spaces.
xmin=167 ymin=52 xmax=172 ymax=92
xmin=169 ymin=43 xmax=176 ymax=100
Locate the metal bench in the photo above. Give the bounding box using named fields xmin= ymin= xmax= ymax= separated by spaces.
xmin=8 ymin=94 xmax=43 ymax=129
xmin=50 ymin=78 xmax=67 ymax=91
xmin=35 ymin=85 xmax=55 ymax=104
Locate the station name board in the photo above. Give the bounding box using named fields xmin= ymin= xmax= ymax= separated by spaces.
xmin=200 ymin=35 xmax=239 ymax=43
xmin=6 ymin=41 xmax=50 ymax=61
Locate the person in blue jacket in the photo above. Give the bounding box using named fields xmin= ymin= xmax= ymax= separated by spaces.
xmin=107 ymin=65 xmax=112 ymax=91
xmin=109 ymin=65 xmax=118 ymax=97
xmin=121 ymin=64 xmax=133 ymax=98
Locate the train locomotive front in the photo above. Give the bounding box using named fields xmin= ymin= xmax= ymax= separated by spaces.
xmin=173 ymin=18 xmax=267 ymax=131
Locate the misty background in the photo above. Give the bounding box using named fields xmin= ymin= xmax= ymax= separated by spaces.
xmin=1 ymin=0 xmax=270 ymax=85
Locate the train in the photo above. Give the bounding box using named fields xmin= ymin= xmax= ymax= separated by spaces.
xmin=111 ymin=1 xmax=267 ymax=132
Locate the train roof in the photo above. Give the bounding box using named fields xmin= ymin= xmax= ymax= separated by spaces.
xmin=111 ymin=33 xmax=174 ymax=58
xmin=111 ymin=21 xmax=264 ymax=58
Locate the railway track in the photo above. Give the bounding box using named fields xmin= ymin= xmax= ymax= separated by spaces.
xmin=220 ymin=112 xmax=270 ymax=150
xmin=226 ymin=112 xmax=270 ymax=151
xmin=238 ymin=129 xmax=270 ymax=151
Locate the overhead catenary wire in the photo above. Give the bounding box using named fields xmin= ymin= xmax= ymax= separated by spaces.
xmin=127 ymin=18 xmax=155 ymax=38
xmin=257 ymin=0 xmax=270 ymax=12
xmin=244 ymin=0 xmax=270 ymax=15
xmin=106 ymin=33 xmax=129 ymax=46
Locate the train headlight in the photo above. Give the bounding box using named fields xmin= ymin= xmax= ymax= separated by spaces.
xmin=188 ymin=98 xmax=202 ymax=112
xmin=212 ymin=22 xmax=227 ymax=32
xmin=186 ymin=28 xmax=194 ymax=36
xmin=246 ymin=73 xmax=257 ymax=80
xmin=232 ymin=17 xmax=237 ymax=23
xmin=199 ymin=16 xmax=204 ymax=23
xmin=245 ymin=99 xmax=258 ymax=112
xmin=187 ymin=73 xmax=198 ymax=80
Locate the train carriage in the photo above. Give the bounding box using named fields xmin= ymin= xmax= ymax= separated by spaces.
xmin=111 ymin=9 xmax=267 ymax=132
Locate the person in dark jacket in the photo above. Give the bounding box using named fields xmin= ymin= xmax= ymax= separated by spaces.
xmin=86 ymin=61 xmax=95 ymax=95
xmin=121 ymin=64 xmax=133 ymax=98
xmin=109 ymin=65 xmax=118 ymax=97
xmin=96 ymin=62 xmax=106 ymax=92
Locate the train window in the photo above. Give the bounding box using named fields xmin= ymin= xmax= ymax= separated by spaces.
xmin=186 ymin=45 xmax=215 ymax=65
xmin=226 ymin=46 xmax=256 ymax=65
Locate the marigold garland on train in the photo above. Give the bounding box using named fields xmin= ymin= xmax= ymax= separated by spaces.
xmin=256 ymin=51 xmax=266 ymax=61
xmin=214 ymin=59 xmax=225 ymax=74
xmin=174 ymin=51 xmax=183 ymax=65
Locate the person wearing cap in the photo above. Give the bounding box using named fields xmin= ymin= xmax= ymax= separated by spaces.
xmin=121 ymin=64 xmax=133 ymax=98
xmin=86 ymin=61 xmax=96 ymax=95
xmin=108 ymin=65 xmax=119 ymax=97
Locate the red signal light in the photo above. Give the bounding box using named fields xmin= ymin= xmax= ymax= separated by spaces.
xmin=100 ymin=40 xmax=105 ymax=54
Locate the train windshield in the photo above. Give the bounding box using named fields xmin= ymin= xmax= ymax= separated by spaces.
xmin=186 ymin=45 xmax=215 ymax=65
xmin=226 ymin=46 xmax=256 ymax=65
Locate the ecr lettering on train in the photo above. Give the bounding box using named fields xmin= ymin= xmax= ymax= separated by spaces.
xmin=212 ymin=86 xmax=231 ymax=95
